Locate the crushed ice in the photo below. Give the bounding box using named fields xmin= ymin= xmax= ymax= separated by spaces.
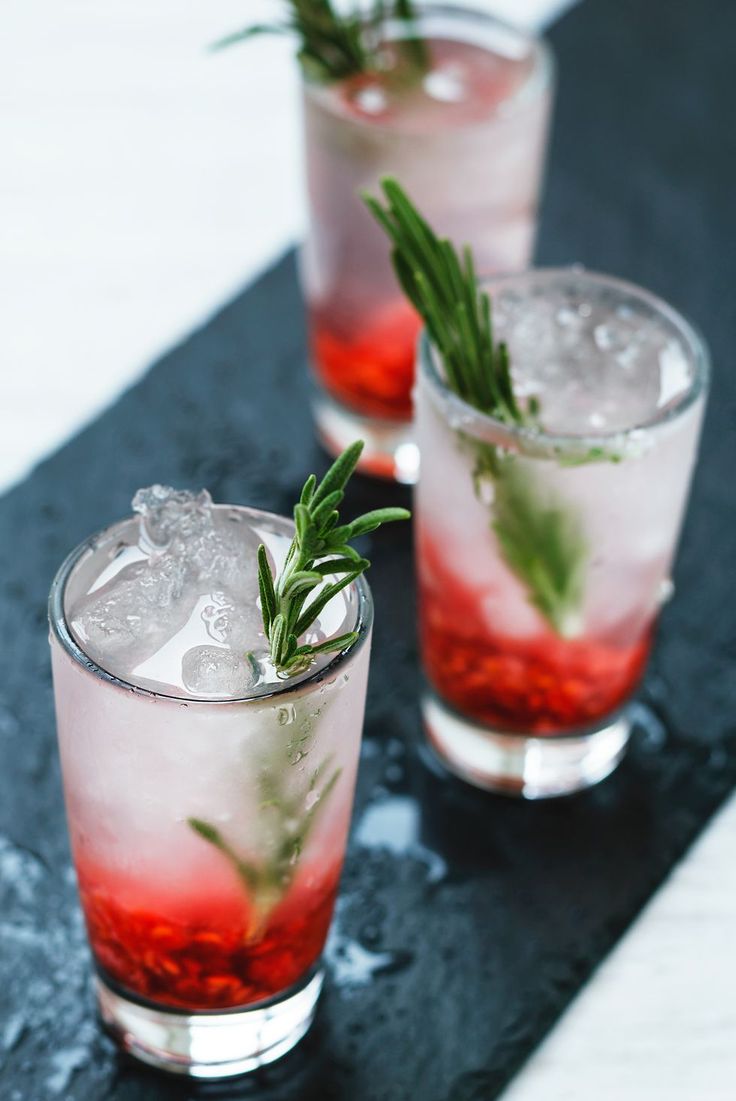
xmin=495 ymin=282 xmax=693 ymax=435
xmin=70 ymin=487 xmax=265 ymax=696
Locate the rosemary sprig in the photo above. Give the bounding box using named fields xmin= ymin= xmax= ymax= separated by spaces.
xmin=212 ymin=0 xmax=427 ymax=84
xmin=365 ymin=178 xmax=589 ymax=637
xmin=363 ymin=178 xmax=523 ymax=424
xmin=189 ymin=755 xmax=342 ymax=942
xmin=259 ymin=440 xmax=409 ymax=675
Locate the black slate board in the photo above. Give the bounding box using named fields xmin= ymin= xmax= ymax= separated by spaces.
xmin=1 ymin=0 xmax=735 ymax=1098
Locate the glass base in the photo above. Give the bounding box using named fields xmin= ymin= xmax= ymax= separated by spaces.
xmin=422 ymin=693 xmax=631 ymax=799
xmin=96 ymin=967 xmax=324 ymax=1079
xmin=312 ymin=386 xmax=419 ymax=484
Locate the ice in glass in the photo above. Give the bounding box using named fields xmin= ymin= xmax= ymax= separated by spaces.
xmin=302 ymin=4 xmax=553 ymax=479
xmin=416 ymin=269 xmax=709 ymax=796
xmin=49 ymin=486 xmax=373 ymax=1076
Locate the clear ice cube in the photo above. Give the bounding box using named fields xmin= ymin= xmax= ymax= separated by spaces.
xmin=133 ymin=485 xmax=213 ymax=551
xmin=181 ymin=645 xmax=257 ymax=698
xmin=71 ymin=555 xmax=197 ymax=670
xmin=201 ymin=589 xmax=265 ymax=652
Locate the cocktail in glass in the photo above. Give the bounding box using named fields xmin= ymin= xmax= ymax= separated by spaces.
xmin=415 ymin=269 xmax=709 ymax=797
xmin=302 ymin=4 xmax=553 ymax=481
xmin=49 ymin=488 xmax=372 ymax=1077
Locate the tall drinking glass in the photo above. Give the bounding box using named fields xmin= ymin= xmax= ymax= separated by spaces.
xmin=415 ymin=269 xmax=709 ymax=797
xmin=49 ymin=499 xmax=372 ymax=1077
xmin=302 ymin=4 xmax=554 ymax=482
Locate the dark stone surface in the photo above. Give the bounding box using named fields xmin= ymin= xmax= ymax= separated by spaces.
xmin=1 ymin=0 xmax=734 ymax=1098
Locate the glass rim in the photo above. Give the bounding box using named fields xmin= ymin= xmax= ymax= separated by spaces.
xmin=302 ymin=1 xmax=554 ymax=133
xmin=419 ymin=266 xmax=711 ymax=456
xmin=48 ymin=505 xmax=374 ymax=708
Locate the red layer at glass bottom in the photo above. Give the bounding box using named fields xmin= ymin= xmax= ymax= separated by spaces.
xmin=310 ymin=299 xmax=421 ymax=421
xmin=418 ymin=531 xmax=653 ymax=734
xmin=77 ymin=857 xmax=341 ymax=1011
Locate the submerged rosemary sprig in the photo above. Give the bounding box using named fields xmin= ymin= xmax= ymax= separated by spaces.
xmin=365 ymin=177 xmax=588 ymax=637
xmin=259 ymin=440 xmax=409 ymax=676
xmin=188 ymin=755 xmax=341 ymax=942
xmin=212 ymin=0 xmax=427 ymax=83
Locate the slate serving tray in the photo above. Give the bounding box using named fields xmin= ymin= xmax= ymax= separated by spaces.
xmin=1 ymin=0 xmax=734 ymax=1098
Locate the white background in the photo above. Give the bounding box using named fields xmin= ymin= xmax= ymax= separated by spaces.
xmin=2 ymin=2 xmax=734 ymax=1097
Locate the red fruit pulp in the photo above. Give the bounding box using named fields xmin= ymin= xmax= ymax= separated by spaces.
xmin=310 ymin=299 xmax=421 ymax=421
xmin=418 ymin=528 xmax=652 ymax=733
xmin=77 ymin=857 xmax=341 ymax=1010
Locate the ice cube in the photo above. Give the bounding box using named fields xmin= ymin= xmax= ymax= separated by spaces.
xmin=181 ymin=645 xmax=257 ymax=698
xmin=70 ymin=555 xmax=198 ymax=670
xmin=201 ymin=589 xmax=265 ymax=652
xmin=135 ymin=486 xmax=260 ymax=599
xmin=186 ymin=509 xmax=261 ymax=601
xmin=132 ymin=485 xmax=213 ymax=551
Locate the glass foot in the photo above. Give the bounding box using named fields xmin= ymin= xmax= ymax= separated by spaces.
xmin=96 ymin=967 xmax=324 ymax=1079
xmin=312 ymin=387 xmax=419 ymax=484
xmin=422 ymin=692 xmax=631 ymax=798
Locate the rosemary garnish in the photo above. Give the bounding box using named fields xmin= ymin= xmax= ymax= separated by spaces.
xmin=258 ymin=441 xmax=409 ymax=676
xmin=365 ymin=177 xmax=589 ymax=637
xmin=189 ymin=745 xmax=342 ymax=941
xmin=213 ymin=0 xmax=427 ymax=84
xmin=364 ymin=178 xmax=523 ymax=424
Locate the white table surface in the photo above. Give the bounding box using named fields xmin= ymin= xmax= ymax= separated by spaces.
xmin=2 ymin=2 xmax=733 ymax=1096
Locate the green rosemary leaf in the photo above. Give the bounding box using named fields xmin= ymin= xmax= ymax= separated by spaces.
xmin=259 ymin=442 xmax=409 ymax=674
xmin=292 ymin=571 xmax=361 ymax=639
xmin=300 ymin=473 xmax=317 ymax=505
xmin=320 ymin=541 xmax=363 ymax=562
xmin=310 ymin=489 xmax=344 ymax=527
xmin=270 ymin=614 xmax=287 ymax=662
xmin=310 ymin=440 xmax=362 ymax=507
xmin=187 ymin=817 xmax=219 ymax=845
xmin=282 ymin=570 xmax=324 ymax=596
xmin=312 ymin=557 xmax=371 ymax=575
xmin=294 ymin=632 xmax=358 ymax=657
xmin=187 ymin=818 xmax=260 ymax=890
xmin=209 ymin=25 xmax=287 ymax=52
xmin=257 ymin=545 xmax=277 ymax=633
xmin=345 ymin=507 xmax=412 ymax=537
xmin=293 ymin=502 xmax=311 ymax=544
